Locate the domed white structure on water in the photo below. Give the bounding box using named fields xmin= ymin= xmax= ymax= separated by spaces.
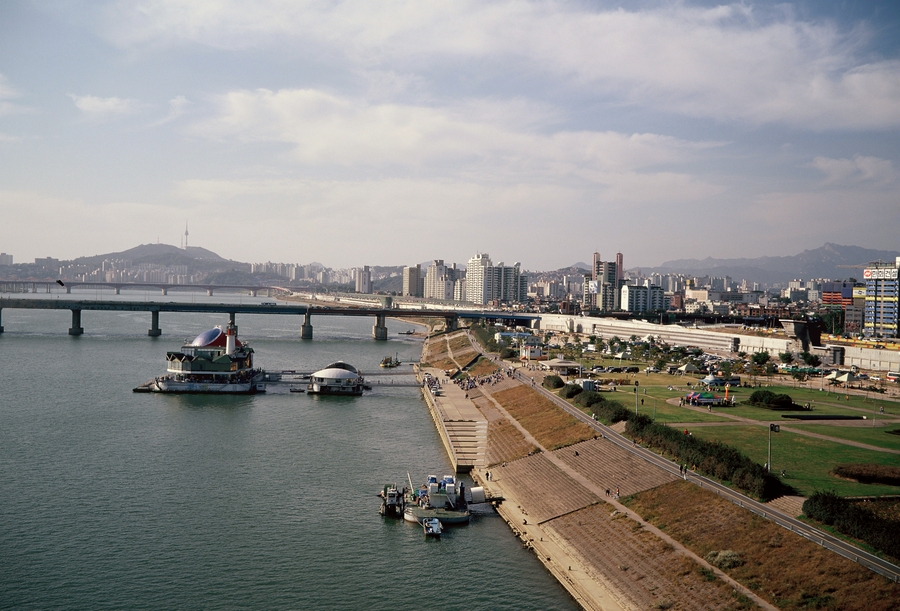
xmin=307 ymin=361 xmax=366 ymax=396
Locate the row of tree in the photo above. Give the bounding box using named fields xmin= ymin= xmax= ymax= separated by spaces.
xmin=803 ymin=491 xmax=900 ymax=561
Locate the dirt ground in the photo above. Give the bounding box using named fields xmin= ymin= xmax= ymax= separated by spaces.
xmin=623 ymin=481 xmax=900 ymax=611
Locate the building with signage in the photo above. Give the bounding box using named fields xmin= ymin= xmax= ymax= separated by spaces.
xmin=863 ymin=258 xmax=900 ymax=338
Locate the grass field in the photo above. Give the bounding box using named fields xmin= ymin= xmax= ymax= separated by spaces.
xmin=784 ymin=422 xmax=900 ymax=452
xmin=687 ymin=425 xmax=900 ymax=497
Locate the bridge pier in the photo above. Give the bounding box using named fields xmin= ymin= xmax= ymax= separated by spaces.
xmin=148 ymin=310 xmax=161 ymax=336
xmin=250 ymin=290 xmax=257 ymax=297
xmin=229 ymin=312 xmax=236 ymax=325
xmin=373 ymin=313 xmax=388 ymax=341
xmin=114 ymin=287 xmax=120 ymax=295
xmin=69 ymin=309 xmax=84 ymax=336
xmin=161 ymin=288 xmax=168 ymax=296
xmin=0 ymin=308 xmax=4 ymax=333
xmin=207 ymin=289 xmax=214 ymax=297
xmin=66 ymin=286 xmax=71 ymax=294
xmin=301 ymin=311 xmax=313 ymax=339
xmin=446 ymin=315 xmax=459 ymax=331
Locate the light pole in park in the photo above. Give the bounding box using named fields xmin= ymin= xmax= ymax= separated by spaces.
xmin=634 ymin=381 xmax=640 ymax=415
xmin=767 ymin=423 xmax=780 ymax=473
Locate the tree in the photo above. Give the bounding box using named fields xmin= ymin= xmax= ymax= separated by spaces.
xmin=751 ymin=351 xmax=770 ymax=366
xmin=779 ymin=352 xmax=793 ymax=365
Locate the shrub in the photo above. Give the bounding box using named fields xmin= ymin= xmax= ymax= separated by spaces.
xmin=499 ymin=347 xmax=517 ymax=359
xmin=562 ymin=384 xmax=584 ymax=399
xmin=704 ymin=550 xmax=743 ymax=570
xmin=542 ymin=374 xmax=564 ymax=389
xmin=593 ymin=401 xmax=631 ymax=424
xmin=832 ymin=464 xmax=900 ymax=486
xmin=574 ymin=391 xmax=605 ymax=408
xmin=749 ymin=389 xmax=794 ymax=409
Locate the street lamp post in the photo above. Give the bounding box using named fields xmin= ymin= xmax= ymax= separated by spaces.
xmin=767 ymin=423 xmax=780 ymax=473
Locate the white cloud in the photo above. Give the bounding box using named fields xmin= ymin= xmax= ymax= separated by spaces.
xmin=150 ymin=95 xmax=191 ymax=126
xmin=68 ymin=93 xmax=143 ymax=118
xmin=99 ymin=1 xmax=900 ymax=129
xmin=191 ymin=87 xmax=721 ymax=182
xmin=0 ymin=73 xmax=33 ymax=117
xmin=809 ymin=155 xmax=895 ymax=185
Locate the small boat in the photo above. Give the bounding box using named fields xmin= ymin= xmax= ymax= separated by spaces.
xmin=289 ymin=387 xmax=305 ymax=393
xmin=378 ymin=483 xmax=406 ymax=518
xmin=423 ymin=518 xmax=442 ymax=538
xmin=399 ymin=330 xmax=415 ymax=335
xmin=380 ymin=353 xmax=401 ymax=368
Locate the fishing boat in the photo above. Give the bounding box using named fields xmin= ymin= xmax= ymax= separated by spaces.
xmin=137 ymin=323 xmax=265 ymax=394
xmin=403 ymin=474 xmax=470 ymax=525
xmin=307 ymin=362 xmax=366 ymax=396
xmin=423 ymin=518 xmax=442 ymax=538
xmin=379 ymin=353 xmax=401 ymax=368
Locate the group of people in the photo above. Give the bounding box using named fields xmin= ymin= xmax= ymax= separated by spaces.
xmin=455 ymin=368 xmax=515 ymax=392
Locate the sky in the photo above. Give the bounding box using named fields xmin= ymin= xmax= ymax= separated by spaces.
xmin=1 ymin=0 xmax=899 ymax=271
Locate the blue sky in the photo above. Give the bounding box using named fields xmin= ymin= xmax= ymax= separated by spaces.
xmin=1 ymin=1 xmax=898 ymax=270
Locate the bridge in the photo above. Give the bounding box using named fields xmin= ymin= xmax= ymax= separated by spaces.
xmin=0 ymin=280 xmax=277 ymax=297
xmin=0 ymin=297 xmax=540 ymax=339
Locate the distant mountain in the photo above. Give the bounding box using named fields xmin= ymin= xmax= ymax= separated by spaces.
xmin=647 ymin=243 xmax=900 ymax=284
xmin=570 ymin=262 xmax=590 ymax=271
xmin=72 ymin=243 xmax=228 ymax=267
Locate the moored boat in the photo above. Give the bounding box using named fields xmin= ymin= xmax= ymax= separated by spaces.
xmin=307 ymin=362 xmax=366 ymax=396
xmin=140 ymin=323 xmax=265 ymax=394
xmin=423 ymin=517 xmax=442 ymax=537
xmin=378 ymin=483 xmax=407 ymax=518
xmin=403 ymin=474 xmax=470 ymax=525
xmin=379 ymin=353 xmax=401 ymax=368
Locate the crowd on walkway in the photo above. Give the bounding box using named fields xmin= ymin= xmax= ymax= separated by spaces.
xmin=455 ymin=368 xmax=516 ymax=392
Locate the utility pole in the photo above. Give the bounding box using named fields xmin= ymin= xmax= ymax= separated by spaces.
xmin=768 ymin=423 xmax=780 ymax=472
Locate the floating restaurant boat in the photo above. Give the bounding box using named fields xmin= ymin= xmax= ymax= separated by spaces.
xmin=403 ymin=474 xmax=470 ymax=525
xmin=306 ymin=361 xmax=366 ymax=396
xmin=137 ymin=323 xmax=265 ymax=394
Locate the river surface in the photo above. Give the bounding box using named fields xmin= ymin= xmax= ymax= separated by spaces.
xmin=0 ymin=292 xmax=578 ymax=610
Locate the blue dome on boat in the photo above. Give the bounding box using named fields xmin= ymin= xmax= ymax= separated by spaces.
xmin=191 ymin=327 xmax=223 ymax=347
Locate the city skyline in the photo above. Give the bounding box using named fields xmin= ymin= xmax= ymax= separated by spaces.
xmin=1 ymin=1 xmax=899 ymax=268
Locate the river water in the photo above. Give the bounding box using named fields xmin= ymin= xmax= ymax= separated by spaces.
xmin=0 ymin=292 xmax=578 ymax=610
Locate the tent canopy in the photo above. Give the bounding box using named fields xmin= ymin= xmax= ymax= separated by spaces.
xmin=678 ymin=363 xmax=700 ymax=373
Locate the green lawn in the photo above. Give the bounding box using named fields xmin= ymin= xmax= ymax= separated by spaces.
xmin=688 ymin=425 xmax=900 ymax=497
xmin=783 ymin=422 xmax=900 ymax=452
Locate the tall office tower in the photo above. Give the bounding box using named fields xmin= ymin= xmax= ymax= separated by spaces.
xmin=402 ymin=264 xmax=423 ymax=297
xmin=863 ymin=258 xmax=900 ymax=338
xmin=615 ymin=252 xmax=624 ymax=283
xmin=355 ymin=265 xmax=372 ymax=294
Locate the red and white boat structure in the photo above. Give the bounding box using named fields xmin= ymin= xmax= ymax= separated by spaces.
xmin=141 ymin=323 xmax=265 ymax=394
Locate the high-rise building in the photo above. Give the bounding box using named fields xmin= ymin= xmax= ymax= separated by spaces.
xmin=355 ymin=265 xmax=372 ymax=294
xmin=424 ymin=260 xmax=458 ymax=301
xmin=863 ymin=258 xmax=900 ymax=338
xmin=585 ymin=253 xmax=619 ymax=311
xmin=0 ymin=253 xmax=14 ymax=265
xmin=615 ymin=252 xmax=623 ymax=283
xmin=466 ymin=253 xmax=527 ymax=305
xmin=402 ymin=265 xmax=424 ymax=297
